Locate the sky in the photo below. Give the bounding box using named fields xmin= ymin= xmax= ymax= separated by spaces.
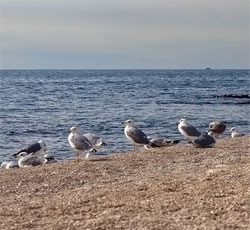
xmin=0 ymin=0 xmax=249 ymax=69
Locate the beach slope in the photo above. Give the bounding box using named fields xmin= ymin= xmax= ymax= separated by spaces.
xmin=0 ymin=137 xmax=250 ymax=229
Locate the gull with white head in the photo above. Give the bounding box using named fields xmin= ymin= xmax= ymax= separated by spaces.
xmin=208 ymin=121 xmax=226 ymax=138
xmin=124 ymin=120 xmax=150 ymax=152
xmin=68 ymin=126 xmax=95 ymax=160
xmin=177 ymin=118 xmax=201 ymax=141
xmin=230 ymin=127 xmax=245 ymax=138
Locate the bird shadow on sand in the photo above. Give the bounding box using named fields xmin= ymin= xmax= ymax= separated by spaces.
xmin=88 ymin=157 xmax=112 ymax=162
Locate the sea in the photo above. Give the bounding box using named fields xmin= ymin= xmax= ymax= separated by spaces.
xmin=0 ymin=69 xmax=249 ymax=162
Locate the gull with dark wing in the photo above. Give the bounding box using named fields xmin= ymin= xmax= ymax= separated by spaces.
xmin=192 ymin=132 xmax=216 ymax=148
xmin=83 ymin=133 xmax=107 ymax=150
xmin=145 ymin=137 xmax=180 ymax=149
xmin=124 ymin=120 xmax=150 ymax=152
xmin=230 ymin=127 xmax=245 ymax=138
xmin=12 ymin=140 xmax=46 ymax=158
xmin=68 ymin=126 xmax=94 ymax=160
xmin=208 ymin=121 xmax=226 ymax=138
xmin=177 ymin=118 xmax=201 ymax=140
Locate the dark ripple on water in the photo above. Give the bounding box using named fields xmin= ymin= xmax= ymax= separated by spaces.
xmin=0 ymin=69 xmax=249 ymax=162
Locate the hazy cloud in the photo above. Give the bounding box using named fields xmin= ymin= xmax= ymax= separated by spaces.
xmin=1 ymin=0 xmax=249 ymax=69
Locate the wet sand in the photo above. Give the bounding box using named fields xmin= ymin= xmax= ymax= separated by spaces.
xmin=0 ymin=137 xmax=250 ymax=229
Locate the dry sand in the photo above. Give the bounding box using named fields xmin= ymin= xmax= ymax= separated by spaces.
xmin=0 ymin=137 xmax=250 ymax=230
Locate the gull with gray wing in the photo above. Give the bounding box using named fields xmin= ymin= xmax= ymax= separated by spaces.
xmin=192 ymin=132 xmax=216 ymax=148
xmin=68 ymin=126 xmax=94 ymax=160
xmin=124 ymin=120 xmax=150 ymax=152
xmin=230 ymin=127 xmax=245 ymax=138
xmin=83 ymin=133 xmax=107 ymax=150
xmin=177 ymin=118 xmax=201 ymax=141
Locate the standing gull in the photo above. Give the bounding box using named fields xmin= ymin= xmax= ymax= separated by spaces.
xmin=68 ymin=127 xmax=94 ymax=160
xmin=208 ymin=121 xmax=226 ymax=138
xmin=192 ymin=132 xmax=216 ymax=148
xmin=124 ymin=120 xmax=150 ymax=151
xmin=12 ymin=140 xmax=46 ymax=158
xmin=177 ymin=118 xmax=201 ymax=140
xmin=83 ymin=133 xmax=107 ymax=150
xmin=230 ymin=127 xmax=245 ymax=138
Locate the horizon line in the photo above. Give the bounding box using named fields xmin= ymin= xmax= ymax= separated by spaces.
xmin=0 ymin=68 xmax=249 ymax=71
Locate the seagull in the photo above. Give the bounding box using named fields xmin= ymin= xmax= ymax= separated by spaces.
xmin=12 ymin=140 xmax=46 ymax=158
xmin=124 ymin=120 xmax=150 ymax=151
xmin=230 ymin=127 xmax=245 ymax=138
xmin=0 ymin=161 xmax=9 ymax=169
xmin=145 ymin=137 xmax=180 ymax=149
xmin=177 ymin=118 xmax=201 ymax=140
xmin=0 ymin=162 xmax=8 ymax=169
xmin=192 ymin=132 xmax=216 ymax=148
xmin=83 ymin=133 xmax=107 ymax=150
xmin=5 ymin=161 xmax=19 ymax=169
xmin=17 ymin=152 xmax=56 ymax=167
xmin=68 ymin=126 xmax=95 ymax=160
xmin=208 ymin=121 xmax=226 ymax=138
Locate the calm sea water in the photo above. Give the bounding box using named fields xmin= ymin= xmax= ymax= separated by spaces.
xmin=0 ymin=69 xmax=249 ymax=162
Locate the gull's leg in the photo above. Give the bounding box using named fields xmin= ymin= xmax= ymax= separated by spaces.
xmin=76 ymin=151 xmax=79 ymax=161
xmin=76 ymin=151 xmax=82 ymax=161
xmin=133 ymin=143 xmax=136 ymax=152
xmin=79 ymin=151 xmax=85 ymax=161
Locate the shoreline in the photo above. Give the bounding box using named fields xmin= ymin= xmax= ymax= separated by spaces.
xmin=0 ymin=137 xmax=249 ymax=229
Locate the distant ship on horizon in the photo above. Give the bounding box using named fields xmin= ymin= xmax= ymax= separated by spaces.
xmin=206 ymin=62 xmax=212 ymax=70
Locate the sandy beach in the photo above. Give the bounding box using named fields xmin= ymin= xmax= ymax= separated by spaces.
xmin=0 ymin=137 xmax=250 ymax=230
